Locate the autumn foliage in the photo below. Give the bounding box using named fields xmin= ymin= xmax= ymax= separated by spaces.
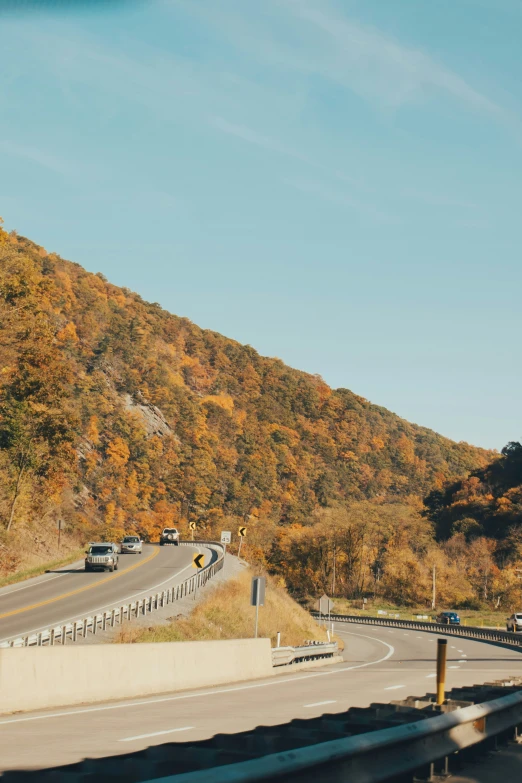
xmin=0 ymin=224 xmax=495 ymax=601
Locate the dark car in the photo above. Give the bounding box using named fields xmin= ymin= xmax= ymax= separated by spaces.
xmin=436 ymin=611 xmax=460 ymax=625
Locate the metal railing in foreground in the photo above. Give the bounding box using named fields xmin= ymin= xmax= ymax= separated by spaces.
xmin=0 ymin=541 xmax=224 ymax=649
xmin=311 ymin=611 xmax=522 ymax=648
xmin=271 ymin=641 xmax=338 ymax=666
xmin=5 ymin=679 xmax=522 ymax=782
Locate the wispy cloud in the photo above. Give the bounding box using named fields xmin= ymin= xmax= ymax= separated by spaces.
xmin=283 ymin=1 xmax=502 ymax=114
xmin=284 ymin=178 xmax=399 ymax=224
xmin=0 ymin=139 xmax=73 ymax=175
xmin=210 ymin=116 xmax=297 ymax=156
xmin=173 ymin=0 xmax=506 ymax=117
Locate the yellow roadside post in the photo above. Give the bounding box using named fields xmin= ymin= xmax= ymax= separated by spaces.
xmin=436 ymin=638 xmax=447 ymax=705
xmin=192 ymin=551 xmax=204 ymax=601
xmin=189 ymin=520 xmax=196 ymax=541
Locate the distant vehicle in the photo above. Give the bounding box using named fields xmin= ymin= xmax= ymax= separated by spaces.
xmin=85 ymin=543 xmax=119 ymax=572
xmin=506 ymin=613 xmax=522 ymax=633
xmin=436 ymin=611 xmax=460 ymax=625
xmin=160 ymin=527 xmax=179 ymax=546
xmin=120 ymin=535 xmax=143 ymax=554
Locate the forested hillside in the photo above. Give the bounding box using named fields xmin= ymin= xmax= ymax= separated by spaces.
xmin=0 ymin=222 xmax=492 ymax=579
xmin=426 ymin=442 xmax=522 ymax=547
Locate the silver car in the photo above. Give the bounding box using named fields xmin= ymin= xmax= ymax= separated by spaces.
xmin=121 ymin=535 xmax=143 ymax=554
xmin=85 ymin=543 xmax=119 ymax=572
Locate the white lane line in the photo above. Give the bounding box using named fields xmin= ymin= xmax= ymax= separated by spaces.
xmin=0 ymin=570 xmax=78 ymax=597
xmin=461 ymin=654 xmax=467 ymax=657
xmin=425 ymin=674 xmax=436 ymax=678
xmin=119 ymin=727 xmax=194 ymax=742
xmin=384 ymin=685 xmax=405 ymax=690
xmin=0 ymin=630 xmax=395 ymax=727
xmin=0 ymin=550 xmax=201 ymax=643
xmin=304 ymin=700 xmax=337 ymax=708
xmin=449 ymin=666 xmax=460 ymax=669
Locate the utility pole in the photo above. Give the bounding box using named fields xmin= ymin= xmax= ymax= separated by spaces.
xmin=57 ymin=519 xmax=62 ymax=550
xmin=432 ymin=565 xmax=436 ymax=610
xmin=331 ymin=543 xmax=336 ymax=596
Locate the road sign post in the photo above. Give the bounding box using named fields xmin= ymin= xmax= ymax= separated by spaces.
xmin=238 ymin=526 xmax=247 ymax=559
xmin=251 ymin=576 xmax=265 ymax=638
xmin=317 ymin=594 xmax=333 ymax=626
xmin=221 ymin=531 xmax=231 ymax=559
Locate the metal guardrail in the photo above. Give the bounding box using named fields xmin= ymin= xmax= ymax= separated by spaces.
xmin=148 ymin=687 xmax=522 ymax=783
xmin=271 ymin=641 xmax=338 ymax=667
xmin=7 ymin=679 xmax=522 ymax=782
xmin=0 ymin=541 xmax=224 ymax=649
xmin=312 ymin=611 xmax=522 ymax=648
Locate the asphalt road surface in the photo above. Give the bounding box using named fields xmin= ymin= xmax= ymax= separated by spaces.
xmin=0 ymin=544 xmax=207 ymax=643
xmin=1 ymin=623 xmax=521 ymax=772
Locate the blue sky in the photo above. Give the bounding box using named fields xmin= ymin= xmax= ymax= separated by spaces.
xmin=1 ymin=0 xmax=521 ymax=450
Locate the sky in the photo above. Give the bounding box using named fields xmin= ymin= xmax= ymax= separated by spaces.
xmin=1 ymin=0 xmax=521 ymax=451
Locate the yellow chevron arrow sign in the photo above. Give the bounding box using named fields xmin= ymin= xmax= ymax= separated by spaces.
xmin=192 ymin=553 xmax=205 ymax=569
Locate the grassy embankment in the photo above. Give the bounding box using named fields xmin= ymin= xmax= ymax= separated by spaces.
xmin=0 ymin=548 xmax=85 ymax=589
xmin=331 ymin=598 xmax=510 ymax=630
xmin=117 ymin=569 xmax=333 ymax=647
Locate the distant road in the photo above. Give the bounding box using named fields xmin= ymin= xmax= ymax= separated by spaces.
xmin=0 ymin=543 xmax=208 ymax=643
xmin=1 ymin=623 xmax=522 ymax=772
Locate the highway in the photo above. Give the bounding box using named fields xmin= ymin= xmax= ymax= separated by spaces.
xmin=0 ymin=544 xmax=207 ymax=643
xmin=1 ymin=622 xmax=521 ymax=773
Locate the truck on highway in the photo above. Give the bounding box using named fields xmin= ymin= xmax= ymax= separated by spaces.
xmin=85 ymin=543 xmax=119 ymax=572
xmin=160 ymin=527 xmax=179 ymax=546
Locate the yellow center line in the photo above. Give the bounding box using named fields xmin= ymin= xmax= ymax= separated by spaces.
xmin=0 ymin=547 xmax=161 ymax=621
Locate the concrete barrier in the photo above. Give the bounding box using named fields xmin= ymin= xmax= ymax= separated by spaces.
xmin=0 ymin=638 xmax=273 ymax=714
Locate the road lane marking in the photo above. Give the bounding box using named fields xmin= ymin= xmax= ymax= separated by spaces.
xmin=384 ymin=685 xmax=405 ymax=690
xmin=449 ymin=666 xmax=460 ymax=669
xmin=0 ymin=547 xmax=161 ymax=621
xmin=0 ymin=630 xmax=394 ymax=727
xmin=461 ymin=654 xmax=467 ymax=657
xmin=119 ymin=727 xmax=194 ymax=742
xmin=0 ymin=547 xmax=206 ymax=643
xmin=303 ymin=700 xmax=337 ymax=708
xmin=426 ymin=674 xmax=436 ymax=678
xmin=0 ymin=569 xmax=79 ymax=597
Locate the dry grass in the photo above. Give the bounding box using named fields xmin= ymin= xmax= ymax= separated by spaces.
xmin=116 ymin=569 xmax=331 ymax=647
xmin=331 ymin=597 xmax=511 ymax=630
xmin=0 ymin=547 xmax=85 ymax=588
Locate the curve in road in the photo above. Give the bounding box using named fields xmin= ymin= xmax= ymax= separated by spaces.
xmin=0 ymin=543 xmax=207 ymax=643
xmin=1 ymin=622 xmax=521 ymax=772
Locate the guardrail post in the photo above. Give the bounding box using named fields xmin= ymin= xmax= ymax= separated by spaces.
xmin=62 ymin=626 xmax=67 ymax=645
xmin=72 ymin=623 xmax=77 ymax=643
xmin=92 ymin=617 xmax=97 ymax=636
xmin=436 ymin=638 xmax=447 ymax=705
xmin=102 ymin=613 xmax=107 ymax=631
xmin=49 ymin=628 xmax=55 ymax=646
xmin=276 ymin=632 xmax=281 ymax=648
xmin=83 ymin=618 xmax=88 ymax=637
